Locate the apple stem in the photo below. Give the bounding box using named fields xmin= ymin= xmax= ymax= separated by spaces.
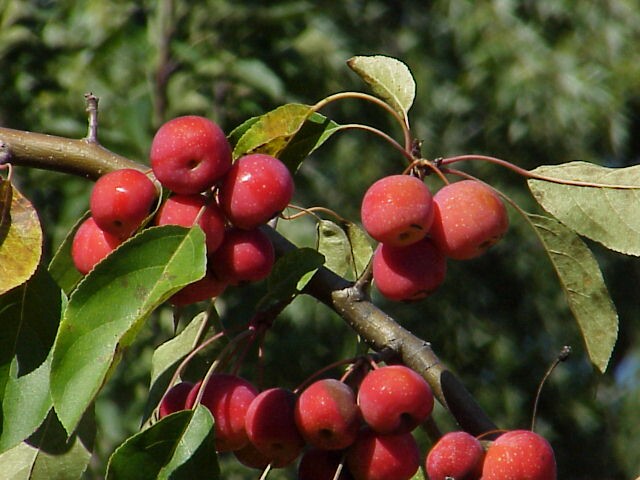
xmin=258 ymin=463 xmax=272 ymax=480
xmin=441 ymin=154 xmax=640 ymax=190
xmin=333 ymin=123 xmax=415 ymax=163
xmin=332 ymin=454 xmax=348 ymax=480
xmin=531 ymin=345 xmax=572 ymax=431
xmin=310 ymin=91 xmax=414 ymax=154
xmin=421 ymin=415 xmax=443 ymax=444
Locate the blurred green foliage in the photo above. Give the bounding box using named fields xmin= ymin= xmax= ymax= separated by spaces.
xmin=2 ymin=0 xmax=640 ymax=478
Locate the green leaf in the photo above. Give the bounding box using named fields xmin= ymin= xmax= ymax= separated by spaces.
xmin=51 ymin=226 xmax=206 ymax=434
xmin=0 ymin=409 xmax=94 ymax=480
xmin=528 ymin=161 xmax=640 ymax=256
xmin=142 ymin=313 xmax=210 ymax=425
xmin=0 ymin=181 xmax=43 ymax=295
xmin=228 ymin=116 xmax=261 ymax=148
xmin=318 ymin=220 xmax=352 ymax=278
xmin=258 ymin=248 xmax=325 ymax=311
xmin=232 ymin=104 xmax=340 ymax=171
xmin=317 ymin=220 xmax=372 ymax=281
xmin=347 ymin=55 xmax=416 ymax=118
xmin=529 ymin=214 xmax=618 ymax=372
xmin=344 ymin=221 xmax=374 ymax=278
xmin=0 ymin=266 xmax=61 ymax=453
xmin=106 ymin=406 xmax=218 ymax=480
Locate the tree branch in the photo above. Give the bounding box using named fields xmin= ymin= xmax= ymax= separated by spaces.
xmin=1 ymin=126 xmax=497 ymax=436
xmin=266 ymin=227 xmax=497 ymax=436
xmin=0 ymin=127 xmax=146 ymax=180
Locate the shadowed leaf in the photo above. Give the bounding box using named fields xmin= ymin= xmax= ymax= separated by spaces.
xmin=106 ymin=406 xmax=218 ymax=480
xmin=0 ymin=267 xmax=61 ymax=453
xmin=529 ymin=213 xmax=618 ymax=372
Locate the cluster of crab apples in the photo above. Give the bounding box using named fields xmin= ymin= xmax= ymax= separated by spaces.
xmin=159 ymin=365 xmax=432 ymax=479
xmin=71 ymin=115 xmax=554 ymax=478
xmin=72 ymin=113 xmax=508 ymax=306
xmin=71 ymin=115 xmax=294 ymax=304
xmin=361 ymin=173 xmax=509 ymax=301
xmin=159 ymin=364 xmax=556 ymax=480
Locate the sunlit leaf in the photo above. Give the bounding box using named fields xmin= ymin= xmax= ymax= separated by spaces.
xmin=317 ymin=219 xmax=371 ymax=281
xmin=232 ymin=104 xmax=340 ymax=171
xmin=228 ymin=116 xmax=261 ymax=147
xmin=0 ymin=181 xmax=43 ymax=295
xmin=51 ymin=226 xmax=206 ymax=434
xmin=0 ymin=267 xmax=61 ymax=453
xmin=529 ymin=214 xmax=618 ymax=372
xmin=347 ymin=55 xmax=416 ymax=118
xmin=106 ymin=406 xmax=218 ymax=480
xmin=528 ymin=161 xmax=640 ymax=256
xmin=0 ymin=409 xmax=94 ymax=480
xmin=344 ymin=221 xmax=374 ymax=278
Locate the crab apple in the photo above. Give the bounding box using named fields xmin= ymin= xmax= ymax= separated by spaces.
xmin=168 ymin=266 xmax=227 ymax=306
xmin=233 ymin=441 xmax=271 ymax=470
xmin=150 ymin=115 xmax=232 ymax=194
xmin=158 ymin=381 xmax=194 ymax=419
xmin=360 ymin=174 xmax=434 ymax=247
xmin=346 ymin=428 xmax=420 ymax=480
xmin=429 ymin=179 xmax=509 ymax=260
xmin=357 ymin=365 xmax=434 ymax=435
xmin=426 ymin=431 xmax=485 ymax=480
xmin=372 ymin=237 xmax=446 ymax=301
xmin=245 ymin=388 xmax=305 ymax=468
xmin=298 ymin=448 xmax=354 ymax=480
xmin=210 ymin=227 xmax=275 ymax=285
xmin=185 ymin=374 xmax=258 ymax=452
xmin=295 ymin=379 xmax=361 ymax=450
xmin=90 ymin=168 xmax=158 ymax=239
xmin=154 ymin=194 xmax=226 ymax=253
xmin=218 ymin=153 xmax=294 ymax=229
xmin=71 ymin=217 xmax=124 ymax=274
xmin=482 ymin=430 xmax=556 ymax=480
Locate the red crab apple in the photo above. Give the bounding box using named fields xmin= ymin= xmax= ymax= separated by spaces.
xmin=372 ymin=237 xmax=447 ymax=301
xmin=154 ymin=194 xmax=226 ymax=253
xmin=210 ymin=227 xmax=275 ymax=284
xmin=218 ymin=153 xmax=294 ymax=230
xmin=185 ymin=374 xmax=258 ymax=452
xmin=150 ymin=115 xmax=232 ymax=194
xmin=244 ymin=388 xmax=305 ymax=467
xmin=360 ymin=174 xmax=434 ymax=246
xmin=168 ymin=266 xmax=227 ymax=306
xmin=357 ymin=365 xmax=434 ymax=434
xmin=482 ymin=430 xmax=556 ymax=480
xmin=429 ymin=179 xmax=509 ymax=260
xmin=426 ymin=431 xmax=485 ymax=480
xmin=346 ymin=428 xmax=420 ymax=480
xmin=233 ymin=441 xmax=271 ymax=470
xmin=295 ymin=378 xmax=361 ymax=450
xmin=71 ymin=217 xmax=123 ymax=274
xmin=90 ymin=168 xmax=158 ymax=239
xmin=158 ymin=381 xmax=194 ymax=419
